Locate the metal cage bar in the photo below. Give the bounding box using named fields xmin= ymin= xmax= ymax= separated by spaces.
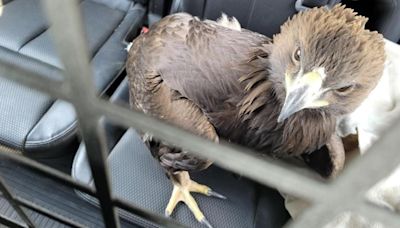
xmin=0 ymin=177 xmax=34 ymax=227
xmin=0 ymin=146 xmax=185 ymax=227
xmin=0 ymin=0 xmax=397 ymax=227
xmin=289 ymin=115 xmax=400 ymax=227
xmin=41 ymin=1 xmax=124 ymax=227
xmin=0 ymin=213 xmax=26 ymax=228
xmin=113 ymin=197 xmax=187 ymax=228
xmin=16 ymin=197 xmax=82 ymax=228
xmin=0 ymin=150 xmax=95 ymax=196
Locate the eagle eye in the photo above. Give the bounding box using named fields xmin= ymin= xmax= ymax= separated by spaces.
xmin=335 ymin=84 xmax=354 ymax=95
xmin=293 ymin=48 xmax=301 ymax=62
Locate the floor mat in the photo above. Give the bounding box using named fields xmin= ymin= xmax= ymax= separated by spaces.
xmin=0 ymin=157 xmax=138 ymax=228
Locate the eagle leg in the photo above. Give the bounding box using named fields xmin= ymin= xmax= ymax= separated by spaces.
xmin=165 ymin=171 xmax=226 ymax=228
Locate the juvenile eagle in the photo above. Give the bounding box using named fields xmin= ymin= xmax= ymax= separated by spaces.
xmin=127 ymin=5 xmax=385 ymax=227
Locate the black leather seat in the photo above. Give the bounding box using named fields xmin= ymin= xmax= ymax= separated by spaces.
xmin=0 ymin=0 xmax=146 ymax=158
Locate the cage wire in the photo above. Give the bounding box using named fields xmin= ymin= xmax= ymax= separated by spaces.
xmin=0 ymin=0 xmax=398 ymax=227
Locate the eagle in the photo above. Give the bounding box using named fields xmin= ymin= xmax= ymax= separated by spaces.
xmin=126 ymin=5 xmax=385 ymax=227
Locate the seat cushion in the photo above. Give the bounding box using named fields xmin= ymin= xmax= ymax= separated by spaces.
xmin=0 ymin=78 xmax=53 ymax=149
xmin=0 ymin=0 xmax=146 ymax=158
xmin=72 ymin=128 xmax=290 ymax=227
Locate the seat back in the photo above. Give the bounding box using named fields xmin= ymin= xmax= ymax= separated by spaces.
xmin=171 ymin=0 xmax=340 ymax=37
xmin=343 ymin=0 xmax=400 ymax=43
xmin=170 ymin=0 xmax=400 ymax=43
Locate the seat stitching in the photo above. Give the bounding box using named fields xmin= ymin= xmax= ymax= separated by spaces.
xmin=17 ymin=27 xmax=48 ymax=52
xmin=25 ymin=120 xmax=78 ymax=146
xmin=24 ymin=9 xmax=137 ymax=146
xmin=88 ymin=9 xmax=127 ymax=59
xmin=22 ymin=99 xmax=56 ymax=148
xmin=0 ymin=137 xmax=23 ymax=149
xmin=21 ymin=3 xmax=143 ymax=149
xmin=91 ymin=4 xmax=145 ymax=62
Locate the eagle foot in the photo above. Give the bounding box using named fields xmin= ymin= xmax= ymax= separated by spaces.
xmin=165 ymin=171 xmax=226 ymax=228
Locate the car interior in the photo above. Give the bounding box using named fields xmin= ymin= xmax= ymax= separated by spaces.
xmin=0 ymin=0 xmax=399 ymax=227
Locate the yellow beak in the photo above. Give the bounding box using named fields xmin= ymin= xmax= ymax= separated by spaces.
xmin=277 ymin=69 xmax=329 ymax=123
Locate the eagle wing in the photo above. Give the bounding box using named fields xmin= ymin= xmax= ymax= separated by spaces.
xmin=128 ymin=13 xmax=270 ymax=115
xmin=127 ymin=13 xmax=270 ymax=172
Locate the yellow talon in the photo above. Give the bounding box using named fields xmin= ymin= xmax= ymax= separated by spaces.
xmin=164 ymin=171 xmax=226 ymax=228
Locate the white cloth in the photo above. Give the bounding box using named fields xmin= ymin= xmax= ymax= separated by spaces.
xmin=337 ymin=39 xmax=400 ymax=153
xmin=337 ymin=38 xmax=400 ymax=214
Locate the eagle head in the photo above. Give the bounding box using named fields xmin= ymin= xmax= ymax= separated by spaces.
xmin=268 ymin=4 xmax=386 ymax=122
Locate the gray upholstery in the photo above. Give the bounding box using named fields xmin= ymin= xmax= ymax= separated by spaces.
xmin=0 ymin=0 xmax=146 ymax=158
xmin=72 ymin=129 xmax=289 ymax=228
xmin=0 ymin=78 xmax=53 ymax=149
xmin=0 ymin=0 xmax=47 ymax=51
xmin=72 ymin=78 xmax=130 ymax=185
xmin=19 ymin=1 xmax=127 ymax=68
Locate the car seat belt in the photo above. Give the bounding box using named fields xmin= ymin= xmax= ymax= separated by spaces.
xmin=170 ymin=0 xmax=208 ymax=18
xmin=170 ymin=0 xmax=182 ymax=14
xmin=295 ymin=0 xmax=341 ymax=11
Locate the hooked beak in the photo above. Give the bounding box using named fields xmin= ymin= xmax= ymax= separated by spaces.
xmin=277 ymin=68 xmax=329 ymax=123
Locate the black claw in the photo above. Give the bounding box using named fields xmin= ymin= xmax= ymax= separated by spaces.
xmin=200 ymin=218 xmax=213 ymax=228
xmin=207 ymin=190 xmax=227 ymax=199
